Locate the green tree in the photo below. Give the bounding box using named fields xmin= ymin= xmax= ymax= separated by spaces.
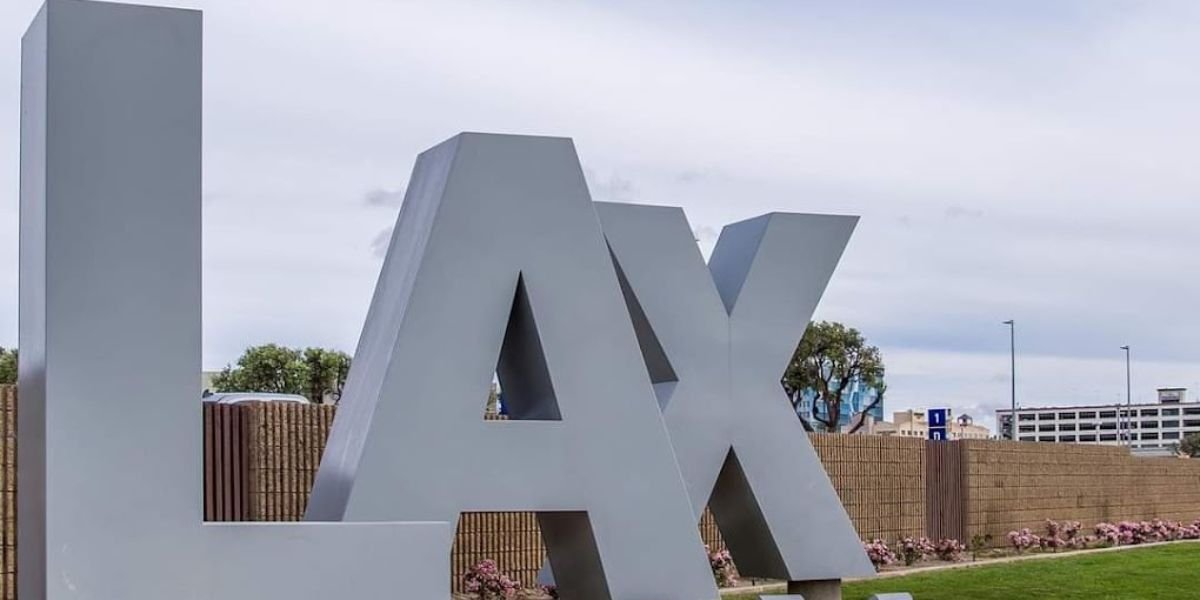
xmin=213 ymin=344 xmax=353 ymax=404
xmin=1179 ymin=433 xmax=1200 ymax=458
xmin=302 ymin=347 xmax=351 ymax=404
xmin=782 ymin=321 xmax=885 ymax=433
xmin=485 ymin=382 xmax=500 ymax=416
xmin=0 ymin=347 xmax=16 ymax=385
xmin=211 ymin=344 xmax=311 ymax=397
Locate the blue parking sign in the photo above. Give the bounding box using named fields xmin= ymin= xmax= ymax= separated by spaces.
xmin=927 ymin=408 xmax=947 ymax=427
xmin=928 ymin=408 xmax=948 ymax=441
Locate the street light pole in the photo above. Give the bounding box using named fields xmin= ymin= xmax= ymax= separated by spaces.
xmin=1121 ymin=345 xmax=1131 ymax=447
xmin=1003 ymin=320 xmax=1016 ymax=440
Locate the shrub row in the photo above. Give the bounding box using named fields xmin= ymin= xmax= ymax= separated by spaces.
xmin=460 ymin=546 xmax=742 ymax=598
xmin=862 ymin=517 xmax=1200 ymax=572
xmin=862 ymin=536 xmax=968 ymax=569
xmin=461 ymin=517 xmax=1200 ymax=598
xmin=1007 ymin=518 xmax=1200 ymax=553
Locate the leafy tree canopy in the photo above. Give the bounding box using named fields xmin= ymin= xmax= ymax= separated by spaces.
xmin=302 ymin=347 xmax=352 ymax=405
xmin=782 ymin=321 xmax=885 ymax=433
xmin=0 ymin=347 xmax=16 ymax=386
xmin=211 ymin=344 xmax=351 ymax=404
xmin=1179 ymin=433 xmax=1200 ymax=458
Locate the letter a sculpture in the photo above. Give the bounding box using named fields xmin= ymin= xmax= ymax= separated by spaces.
xmin=307 ymin=133 xmax=719 ymax=599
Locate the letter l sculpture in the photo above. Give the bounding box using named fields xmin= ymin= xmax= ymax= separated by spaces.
xmin=19 ymin=1 xmax=447 ymax=598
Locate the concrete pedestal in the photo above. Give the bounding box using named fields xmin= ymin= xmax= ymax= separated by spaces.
xmin=787 ymin=579 xmax=842 ymax=600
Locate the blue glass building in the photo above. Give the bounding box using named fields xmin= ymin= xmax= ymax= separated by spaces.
xmin=794 ymin=377 xmax=884 ymax=432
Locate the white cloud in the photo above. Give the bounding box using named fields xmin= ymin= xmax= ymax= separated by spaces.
xmin=369 ymin=226 xmax=393 ymax=259
xmin=363 ymin=188 xmax=406 ymax=208
xmin=587 ymin=171 xmax=637 ymax=203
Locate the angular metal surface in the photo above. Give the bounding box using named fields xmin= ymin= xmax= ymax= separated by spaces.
xmin=307 ymin=133 xmax=718 ymax=599
xmin=597 ymin=202 xmax=875 ymax=580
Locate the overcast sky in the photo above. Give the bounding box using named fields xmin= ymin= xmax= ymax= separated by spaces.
xmin=2 ymin=1 xmax=1199 ymax=432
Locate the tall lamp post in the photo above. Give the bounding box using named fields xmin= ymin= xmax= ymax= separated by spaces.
xmin=1003 ymin=320 xmax=1016 ymax=440
xmin=1120 ymin=345 xmax=1131 ymax=446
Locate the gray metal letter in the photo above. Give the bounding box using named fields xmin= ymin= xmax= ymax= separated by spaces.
xmin=597 ymin=202 xmax=875 ymax=581
xmin=307 ymin=133 xmax=718 ymax=599
xmin=18 ymin=1 xmax=447 ymax=598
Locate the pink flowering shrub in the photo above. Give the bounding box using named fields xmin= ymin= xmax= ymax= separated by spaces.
xmin=1041 ymin=520 xmax=1088 ymax=551
xmin=1047 ymin=520 xmax=1081 ymax=541
xmin=897 ymin=537 xmax=936 ymax=566
xmin=934 ymin=538 xmax=967 ymax=562
xmin=1091 ymin=519 xmax=1200 ymax=547
xmin=1094 ymin=522 xmax=1122 ymax=546
xmin=1183 ymin=520 xmax=1200 ymax=540
xmin=864 ymin=515 xmax=1200 ymax=571
xmin=463 ymin=559 xmax=522 ymax=600
xmin=706 ymin=545 xmax=738 ymax=588
xmin=1006 ymin=528 xmax=1041 ymax=553
xmin=863 ymin=539 xmax=897 ymax=569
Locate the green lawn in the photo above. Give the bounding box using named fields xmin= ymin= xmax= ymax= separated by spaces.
xmin=728 ymin=543 xmax=1200 ymax=600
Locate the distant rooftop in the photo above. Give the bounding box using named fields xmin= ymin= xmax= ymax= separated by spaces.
xmin=995 ymin=387 xmax=1195 ymax=413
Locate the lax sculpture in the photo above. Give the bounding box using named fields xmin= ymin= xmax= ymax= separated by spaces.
xmin=19 ymin=0 xmax=871 ymax=598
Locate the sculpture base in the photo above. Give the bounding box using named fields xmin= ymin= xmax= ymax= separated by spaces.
xmin=787 ymin=579 xmax=842 ymax=600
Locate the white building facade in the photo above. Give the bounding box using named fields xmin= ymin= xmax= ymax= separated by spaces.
xmin=996 ymin=388 xmax=1200 ymax=449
